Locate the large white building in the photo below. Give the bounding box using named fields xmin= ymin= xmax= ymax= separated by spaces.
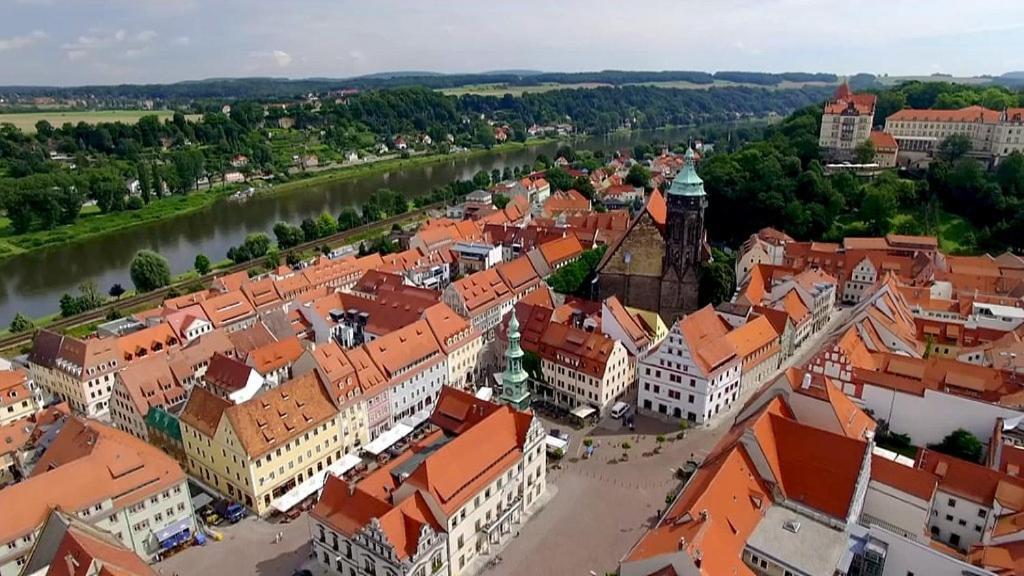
xmin=310 ymin=387 xmax=546 ymax=576
xmin=637 ymin=305 xmax=742 ymax=425
xmin=885 ymin=105 xmax=1024 ymax=165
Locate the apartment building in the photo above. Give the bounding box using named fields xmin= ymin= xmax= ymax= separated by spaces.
xmin=179 ymin=370 xmax=359 ymax=515
xmin=443 ymin=267 xmax=515 ymax=345
xmin=365 ymin=319 xmax=448 ymax=428
xmin=28 ymin=331 xmax=122 ymax=419
xmin=637 ymin=306 xmax=742 ymax=425
xmin=309 ymin=387 xmax=547 ymax=576
xmin=533 ymin=321 xmax=634 ymax=416
xmin=0 ymin=418 xmax=194 ymax=576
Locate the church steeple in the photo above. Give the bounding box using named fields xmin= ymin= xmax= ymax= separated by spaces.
xmin=667 ymin=147 xmax=705 ymax=197
xmin=499 ymin=313 xmax=531 ymax=410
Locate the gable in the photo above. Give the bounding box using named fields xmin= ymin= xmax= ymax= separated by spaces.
xmin=598 ymin=212 xmax=665 ymax=277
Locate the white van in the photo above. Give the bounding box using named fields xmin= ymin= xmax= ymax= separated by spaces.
xmin=610 ymin=401 xmax=630 ymax=419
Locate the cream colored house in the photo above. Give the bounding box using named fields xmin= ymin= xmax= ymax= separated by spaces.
xmin=179 ymin=370 xmax=363 ymax=515
xmin=533 ymin=322 xmax=634 ymax=416
xmin=423 ymin=303 xmax=483 ymax=390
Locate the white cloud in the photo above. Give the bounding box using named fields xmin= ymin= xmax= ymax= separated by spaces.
xmin=123 ymin=48 xmax=144 ymax=59
xmin=114 ymin=29 xmax=126 ymax=42
xmin=66 ymin=50 xmax=87 ymax=61
xmin=136 ymin=30 xmax=158 ymax=42
xmin=272 ymin=49 xmax=292 ymax=67
xmin=0 ymin=30 xmax=47 ymax=53
xmin=171 ymin=36 xmax=190 ymax=47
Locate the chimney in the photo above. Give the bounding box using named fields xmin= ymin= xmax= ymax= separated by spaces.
xmin=801 ymin=373 xmax=812 ymax=390
xmin=677 ymin=537 xmax=686 ymax=551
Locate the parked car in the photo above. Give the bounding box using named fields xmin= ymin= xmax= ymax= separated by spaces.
xmin=610 ymin=401 xmax=631 ymax=419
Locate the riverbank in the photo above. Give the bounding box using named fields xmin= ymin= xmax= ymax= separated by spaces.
xmin=0 ymin=138 xmax=558 ymax=262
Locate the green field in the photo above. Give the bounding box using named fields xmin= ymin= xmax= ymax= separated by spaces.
xmin=0 ymin=110 xmax=200 ymax=133
xmin=878 ymin=75 xmax=994 ymax=87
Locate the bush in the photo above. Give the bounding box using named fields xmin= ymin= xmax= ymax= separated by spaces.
xmin=583 ymin=438 xmax=593 ymax=448
xmin=126 ymin=196 xmax=145 ymax=210
xmin=9 ymin=313 xmax=33 ymax=333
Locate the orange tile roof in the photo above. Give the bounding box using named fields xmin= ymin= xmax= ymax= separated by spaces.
xmin=855 ymin=353 xmax=1024 ymax=406
xmin=678 ymin=305 xmax=736 ymax=375
xmin=538 ymin=235 xmax=584 ymax=268
xmin=451 ymin=267 xmax=512 ymax=314
xmin=969 ymin=541 xmax=1024 ymax=575
xmin=247 ymin=336 xmax=304 ymax=374
xmin=869 ymin=130 xmax=897 ymax=151
xmin=870 ymin=455 xmax=937 ymax=501
xmin=917 ymin=449 xmax=1024 ymax=509
xmin=241 ymin=276 xmax=282 ymax=309
xmin=199 ymin=290 xmax=256 ymax=328
xmin=1 ymin=418 xmax=184 ymax=544
xmin=364 ymin=319 xmax=442 ymax=381
xmin=780 ymin=290 xmax=810 ymax=325
xmin=646 ymin=188 xmax=666 ymax=226
xmin=115 ymin=355 xmax=187 ymax=419
xmin=213 ymin=271 xmax=249 ymax=293
xmin=343 ymin=346 xmax=387 ymax=395
xmin=0 ymin=368 xmax=31 ymax=410
xmin=542 ymin=189 xmax=590 ymax=216
xmin=724 ymin=316 xmax=778 ymax=358
xmin=421 ymin=303 xmax=477 ymax=354
xmin=221 ymin=371 xmax=338 ymax=458
xmin=536 ymin=322 xmax=617 ymax=379
xmin=313 ymin=388 xmax=533 ymax=557
xmin=115 ymin=323 xmax=180 ymax=363
xmin=47 ymin=518 xmax=157 ymax=576
xmin=888 ymin=105 xmax=1001 ymax=124
xmin=494 ymin=256 xmax=541 ymax=293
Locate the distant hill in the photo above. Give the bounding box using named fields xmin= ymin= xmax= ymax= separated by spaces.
xmin=0 ymin=70 xmax=839 ymax=103
xmin=1001 ymin=71 xmax=1024 ymax=80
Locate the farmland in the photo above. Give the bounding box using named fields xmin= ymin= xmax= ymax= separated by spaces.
xmin=441 ymin=79 xmax=837 ymax=96
xmin=0 ymin=109 xmax=199 ymax=132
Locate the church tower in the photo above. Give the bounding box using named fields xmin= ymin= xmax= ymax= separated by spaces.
xmin=661 ymin=147 xmax=707 ymax=318
xmin=499 ymin=313 xmax=531 ymax=410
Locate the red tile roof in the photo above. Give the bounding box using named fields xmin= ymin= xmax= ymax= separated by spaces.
xmin=888 ymin=105 xmax=1001 ymax=124
xmin=870 ymin=455 xmax=938 ymax=501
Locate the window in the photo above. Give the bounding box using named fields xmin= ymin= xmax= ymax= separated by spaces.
xmin=978 ymin=508 xmax=987 ymax=518
xmin=948 ymin=498 xmax=956 ymax=507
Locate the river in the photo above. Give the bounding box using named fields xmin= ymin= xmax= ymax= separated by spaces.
xmin=0 ymin=127 xmax=696 ymax=324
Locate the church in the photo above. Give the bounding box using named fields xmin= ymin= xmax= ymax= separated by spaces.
xmin=596 ymin=147 xmax=710 ymax=322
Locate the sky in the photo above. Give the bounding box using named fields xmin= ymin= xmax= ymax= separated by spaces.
xmin=2 ymin=0 xmax=1023 ymax=86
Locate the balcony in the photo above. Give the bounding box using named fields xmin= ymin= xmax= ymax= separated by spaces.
xmin=484 ymin=496 xmax=523 ymax=535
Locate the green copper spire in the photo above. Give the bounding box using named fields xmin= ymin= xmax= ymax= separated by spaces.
xmin=667 ymin=147 xmax=705 ymax=197
xmin=499 ymin=313 xmax=531 ymax=410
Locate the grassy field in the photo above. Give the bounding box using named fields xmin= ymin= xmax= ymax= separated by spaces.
xmin=0 ymin=190 xmax=234 ymax=259
xmin=878 ymin=75 xmax=994 ymax=86
xmin=0 ymin=110 xmax=201 ymax=132
xmin=441 ymin=79 xmax=837 ymax=96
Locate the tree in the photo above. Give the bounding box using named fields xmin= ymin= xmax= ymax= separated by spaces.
xmin=78 ymin=280 xmax=104 ymax=309
xmin=242 ymin=232 xmax=271 ymax=258
xmin=544 ymin=166 xmax=574 ymax=191
xmin=472 ymin=170 xmax=491 ymax=188
xmin=136 ymin=162 xmax=152 ymax=204
xmin=9 ymin=313 xmax=33 ymax=333
xmin=273 ymin=222 xmax=304 ymax=249
xmin=937 ymin=134 xmax=972 ymax=163
xmin=854 ymin=139 xmax=876 ymax=164
xmin=337 ymin=208 xmax=361 ymax=231
xmin=699 ymin=249 xmax=736 ymax=307
xmin=625 ymin=164 xmax=652 ymax=189
xmin=493 ymin=194 xmax=510 ymax=209
xmin=108 ymin=283 xmax=126 ymax=300
xmin=59 ymin=293 xmax=82 ymax=318
xmin=264 ymin=247 xmax=280 ymax=270
xmin=860 ymin=185 xmax=898 ymax=235
xmin=474 ymin=122 xmax=496 ymax=148
xmin=130 ymin=250 xmax=171 ymax=292
xmin=929 ymin=429 xmax=984 ymax=463
xmin=194 ymin=254 xmax=211 ymax=275
xmin=316 ymin=212 xmax=337 ymax=238
xmin=300 ymin=218 xmax=318 ymax=242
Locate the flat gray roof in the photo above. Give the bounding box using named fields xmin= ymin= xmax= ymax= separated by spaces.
xmin=745 ymin=506 xmax=849 ymax=576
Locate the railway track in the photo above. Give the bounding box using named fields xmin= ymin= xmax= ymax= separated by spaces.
xmin=0 ymin=203 xmax=441 ymax=353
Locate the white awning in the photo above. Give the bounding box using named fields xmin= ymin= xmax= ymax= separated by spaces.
xmin=362 ymin=423 xmax=414 ymax=456
xmin=399 ymin=407 xmax=432 ymax=430
xmin=570 ymin=405 xmax=597 ymax=419
xmin=545 ymin=436 xmax=568 ymax=452
xmin=475 ymin=387 xmax=494 ymax=401
xmin=270 ymin=453 xmax=364 ymax=513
